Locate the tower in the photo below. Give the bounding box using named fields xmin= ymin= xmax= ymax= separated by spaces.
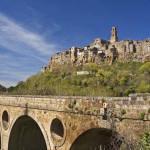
xmin=70 ymin=46 xmax=77 ymax=63
xmin=110 ymin=26 xmax=118 ymax=43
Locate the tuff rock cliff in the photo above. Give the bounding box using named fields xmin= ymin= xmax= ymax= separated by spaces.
xmin=42 ymin=27 xmax=150 ymax=72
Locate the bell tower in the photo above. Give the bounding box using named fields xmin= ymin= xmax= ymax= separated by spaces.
xmin=110 ymin=26 xmax=118 ymax=43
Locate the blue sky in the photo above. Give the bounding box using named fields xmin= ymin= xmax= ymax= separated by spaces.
xmin=0 ymin=0 xmax=150 ymax=87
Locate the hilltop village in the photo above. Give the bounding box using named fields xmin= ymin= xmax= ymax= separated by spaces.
xmin=42 ymin=27 xmax=150 ymax=72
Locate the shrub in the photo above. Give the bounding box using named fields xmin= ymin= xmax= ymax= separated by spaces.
xmin=121 ymin=109 xmax=126 ymax=116
xmin=137 ymin=81 xmax=150 ymax=93
xmin=139 ymin=130 xmax=150 ymax=150
xmin=140 ymin=112 xmax=146 ymax=120
xmin=73 ymin=99 xmax=76 ymax=105
xmin=68 ymin=103 xmax=73 ymax=109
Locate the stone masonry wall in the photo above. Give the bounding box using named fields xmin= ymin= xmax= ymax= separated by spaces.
xmin=0 ymin=93 xmax=150 ymax=150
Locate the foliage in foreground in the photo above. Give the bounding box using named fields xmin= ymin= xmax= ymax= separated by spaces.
xmin=139 ymin=130 xmax=150 ymax=150
xmin=8 ymin=62 xmax=150 ymax=96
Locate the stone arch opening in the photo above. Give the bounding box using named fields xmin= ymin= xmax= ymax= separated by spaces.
xmin=50 ymin=118 xmax=66 ymax=146
xmin=2 ymin=110 xmax=9 ymax=130
xmin=69 ymin=128 xmax=121 ymax=150
xmin=8 ymin=115 xmax=47 ymax=150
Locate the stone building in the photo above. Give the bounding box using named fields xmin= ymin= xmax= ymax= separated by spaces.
xmin=41 ymin=27 xmax=150 ymax=72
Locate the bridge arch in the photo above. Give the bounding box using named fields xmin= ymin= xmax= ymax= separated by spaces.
xmin=69 ymin=128 xmax=121 ymax=150
xmin=8 ymin=115 xmax=48 ymax=150
xmin=7 ymin=112 xmax=51 ymax=150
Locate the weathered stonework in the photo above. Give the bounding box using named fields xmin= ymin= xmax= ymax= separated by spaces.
xmin=41 ymin=27 xmax=150 ymax=72
xmin=0 ymin=93 xmax=150 ymax=150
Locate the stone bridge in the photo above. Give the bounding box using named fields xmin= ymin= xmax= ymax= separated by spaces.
xmin=0 ymin=93 xmax=150 ymax=150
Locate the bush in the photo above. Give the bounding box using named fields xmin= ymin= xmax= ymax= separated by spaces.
xmin=119 ymin=76 xmax=128 ymax=86
xmin=139 ymin=130 xmax=150 ymax=150
xmin=140 ymin=112 xmax=146 ymax=120
xmin=137 ymin=81 xmax=150 ymax=93
xmin=121 ymin=109 xmax=126 ymax=116
xmin=68 ymin=103 xmax=73 ymax=109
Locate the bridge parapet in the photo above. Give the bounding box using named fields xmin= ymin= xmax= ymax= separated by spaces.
xmin=0 ymin=93 xmax=149 ymax=117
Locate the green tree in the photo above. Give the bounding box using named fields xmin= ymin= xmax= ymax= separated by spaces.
xmin=119 ymin=76 xmax=128 ymax=86
xmin=137 ymin=81 xmax=150 ymax=93
xmin=139 ymin=62 xmax=150 ymax=75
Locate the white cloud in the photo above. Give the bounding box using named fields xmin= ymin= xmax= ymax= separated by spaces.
xmin=0 ymin=13 xmax=60 ymax=87
xmin=0 ymin=13 xmax=57 ymax=55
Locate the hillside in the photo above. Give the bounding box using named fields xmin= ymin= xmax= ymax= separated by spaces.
xmin=10 ymin=62 xmax=150 ymax=96
xmin=0 ymin=84 xmax=6 ymax=92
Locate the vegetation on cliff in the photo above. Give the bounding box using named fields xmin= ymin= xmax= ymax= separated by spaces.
xmin=9 ymin=62 xmax=150 ymax=96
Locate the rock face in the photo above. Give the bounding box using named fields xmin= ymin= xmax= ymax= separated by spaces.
xmin=0 ymin=84 xmax=6 ymax=92
xmin=42 ymin=27 xmax=150 ymax=72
